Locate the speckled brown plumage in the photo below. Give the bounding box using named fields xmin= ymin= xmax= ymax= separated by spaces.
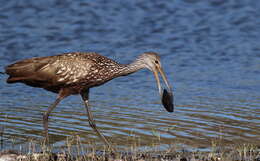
xmin=6 ymin=52 xmax=127 ymax=94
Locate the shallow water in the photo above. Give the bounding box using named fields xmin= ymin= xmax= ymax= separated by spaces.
xmin=0 ymin=0 xmax=259 ymax=151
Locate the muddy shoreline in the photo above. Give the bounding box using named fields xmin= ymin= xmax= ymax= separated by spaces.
xmin=1 ymin=147 xmax=259 ymax=161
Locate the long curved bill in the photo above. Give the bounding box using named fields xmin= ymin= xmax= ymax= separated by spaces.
xmin=153 ymin=67 xmax=174 ymax=112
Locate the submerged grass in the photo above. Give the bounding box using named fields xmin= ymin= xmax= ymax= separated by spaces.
xmin=0 ymin=134 xmax=259 ymax=161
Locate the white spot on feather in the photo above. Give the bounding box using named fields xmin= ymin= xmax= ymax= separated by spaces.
xmin=58 ymin=77 xmax=65 ymax=82
xmin=56 ymin=70 xmax=63 ymax=74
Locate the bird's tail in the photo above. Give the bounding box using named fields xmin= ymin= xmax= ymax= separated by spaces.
xmin=5 ymin=59 xmax=39 ymax=83
xmin=5 ymin=57 xmax=51 ymax=84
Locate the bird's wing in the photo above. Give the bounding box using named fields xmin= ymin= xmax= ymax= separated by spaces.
xmin=6 ymin=53 xmax=95 ymax=89
xmin=51 ymin=53 xmax=94 ymax=85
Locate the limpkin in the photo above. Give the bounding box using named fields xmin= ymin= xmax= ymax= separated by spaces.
xmin=5 ymin=52 xmax=174 ymax=150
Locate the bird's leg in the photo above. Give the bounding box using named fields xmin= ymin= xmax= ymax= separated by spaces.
xmin=80 ymin=90 xmax=115 ymax=152
xmin=43 ymin=89 xmax=68 ymax=143
xmin=43 ymin=98 xmax=61 ymax=143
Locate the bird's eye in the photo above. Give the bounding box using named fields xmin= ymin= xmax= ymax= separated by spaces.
xmin=155 ymin=60 xmax=159 ymax=64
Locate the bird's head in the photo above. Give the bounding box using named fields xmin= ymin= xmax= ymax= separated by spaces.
xmin=139 ymin=52 xmax=174 ymax=112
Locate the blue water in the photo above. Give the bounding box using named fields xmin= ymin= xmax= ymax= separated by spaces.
xmin=0 ymin=0 xmax=259 ymax=151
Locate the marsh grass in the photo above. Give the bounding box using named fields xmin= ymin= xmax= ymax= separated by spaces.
xmin=0 ymin=134 xmax=259 ymax=161
xmin=0 ymin=125 xmax=4 ymax=150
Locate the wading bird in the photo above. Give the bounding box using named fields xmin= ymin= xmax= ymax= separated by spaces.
xmin=5 ymin=52 xmax=174 ymax=150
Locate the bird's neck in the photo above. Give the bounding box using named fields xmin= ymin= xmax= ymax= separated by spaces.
xmin=117 ymin=57 xmax=146 ymax=76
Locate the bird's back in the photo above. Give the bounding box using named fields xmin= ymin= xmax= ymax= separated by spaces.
xmin=5 ymin=52 xmax=123 ymax=94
